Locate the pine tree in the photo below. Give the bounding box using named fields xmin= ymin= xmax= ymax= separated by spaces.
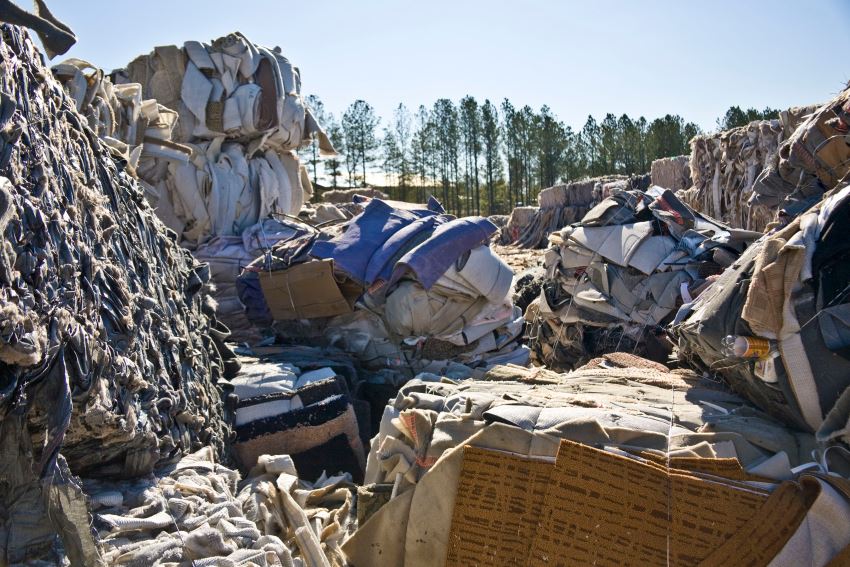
xmin=342 ymin=100 xmax=380 ymax=186
xmin=481 ymin=100 xmax=502 ymax=214
xmin=323 ymin=114 xmax=344 ymax=188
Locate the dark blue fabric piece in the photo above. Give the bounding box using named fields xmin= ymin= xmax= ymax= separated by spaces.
xmin=310 ymin=199 xmax=437 ymax=285
xmin=364 ymin=214 xmax=449 ymax=285
xmin=389 ymin=217 xmax=498 ymax=290
xmin=350 ymin=194 xmax=445 ymax=215
xmin=427 ymin=195 xmax=445 ymax=213
xmin=235 ymin=270 xmax=273 ymax=327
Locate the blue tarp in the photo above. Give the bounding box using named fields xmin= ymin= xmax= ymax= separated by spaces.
xmin=311 ymin=198 xmax=443 ymax=285
xmin=389 ymin=216 xmax=498 ymax=290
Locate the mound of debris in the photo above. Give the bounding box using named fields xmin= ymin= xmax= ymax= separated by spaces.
xmin=673 ymin=183 xmax=850 ymax=446
xmin=751 ymin=89 xmax=850 ymax=221
xmin=237 ymin=197 xmax=530 ymax=374
xmin=525 ymin=186 xmax=759 ymax=370
xmin=503 ymin=174 xmax=651 ymax=248
xmin=679 ymin=105 xmax=819 ymax=232
xmin=0 ymin=25 xmax=235 ymax=564
xmin=342 ymin=356 xmax=850 ymax=566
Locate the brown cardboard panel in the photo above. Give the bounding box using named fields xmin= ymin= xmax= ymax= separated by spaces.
xmin=446 ymin=446 xmax=553 ymax=566
xmin=259 ymin=260 xmax=353 ymax=320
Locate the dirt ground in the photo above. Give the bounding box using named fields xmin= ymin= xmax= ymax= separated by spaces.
xmin=492 ymin=243 xmax=545 ymax=273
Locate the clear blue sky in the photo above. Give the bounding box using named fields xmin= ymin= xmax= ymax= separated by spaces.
xmin=49 ymin=0 xmax=850 ymax=132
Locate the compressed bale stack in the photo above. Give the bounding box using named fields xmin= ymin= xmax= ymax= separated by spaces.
xmin=681 ymin=108 xmax=816 ymax=232
xmin=751 ymin=90 xmax=850 ymax=219
xmin=230 ymin=356 xmax=367 ymax=481
xmin=509 ymin=174 xmax=647 ymax=249
xmin=779 ymin=104 xmax=821 ymax=137
xmin=51 ymin=58 xmax=190 ymax=174
xmin=321 ymin=187 xmax=388 ymax=203
xmin=682 ymin=120 xmax=784 ymax=231
xmin=0 ymin=25 xmax=230 ymax=564
xmin=500 ymin=205 xmax=537 ymax=244
xmin=97 ymin=33 xmax=335 ymax=336
xmin=650 ymin=155 xmax=691 ymax=191
xmin=342 ymin=362 xmax=850 ymax=566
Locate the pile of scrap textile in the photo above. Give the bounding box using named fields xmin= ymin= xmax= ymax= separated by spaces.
xmin=674 ymin=183 xmax=850 ymax=451
xmin=0 ymin=22 xmax=355 ymax=566
xmin=0 ymin=23 xmax=233 ymax=564
xmin=57 ymin=33 xmax=335 ymax=340
xmin=525 ymin=186 xmax=761 ymax=370
xmin=342 ymin=355 xmax=850 ymax=566
xmin=678 ymin=103 xmax=820 ymax=232
xmin=237 ymin=195 xmax=530 ymax=375
xmin=88 ymin=448 xmax=355 ymax=567
xmin=502 ymin=173 xmax=651 ymax=248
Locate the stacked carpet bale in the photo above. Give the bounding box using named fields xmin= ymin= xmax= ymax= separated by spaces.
xmin=500 ymin=205 xmax=537 ymax=244
xmin=780 ymin=104 xmax=821 ymax=137
xmin=0 ymin=25 xmax=231 ymax=564
xmin=231 ymin=358 xmax=367 ymax=483
xmin=509 ymin=175 xmax=650 ymax=249
xmin=682 ymin=120 xmax=784 ymax=231
xmin=342 ymin=360 xmax=850 ymax=566
xmin=680 ymin=107 xmax=816 ymax=232
xmin=750 ymin=91 xmax=850 ymax=220
xmin=103 ymin=33 xmax=334 ymax=336
xmin=51 ymin=57 xmax=190 ymax=175
xmin=321 ymin=187 xmax=388 ymax=204
xmin=650 ymin=155 xmax=691 ymax=191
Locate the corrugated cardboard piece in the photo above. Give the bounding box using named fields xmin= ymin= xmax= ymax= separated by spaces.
xmin=259 ymin=259 xmax=353 ymax=320
xmin=447 ymin=440 xmax=774 ymax=567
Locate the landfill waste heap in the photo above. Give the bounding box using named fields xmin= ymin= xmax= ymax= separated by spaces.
xmin=235 ymin=195 xmax=529 ymax=377
xmin=50 ymin=31 xmax=335 ymax=343
xmin=524 ymin=186 xmax=761 ymax=370
xmin=3 ymin=9 xmax=850 ymax=567
xmin=0 ymin=24 xmax=231 ymax=565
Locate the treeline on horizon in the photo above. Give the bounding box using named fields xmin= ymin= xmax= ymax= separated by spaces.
xmin=301 ymin=95 xmax=779 ymax=216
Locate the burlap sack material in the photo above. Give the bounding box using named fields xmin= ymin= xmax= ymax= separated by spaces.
xmin=741 ymin=216 xmax=805 ymax=338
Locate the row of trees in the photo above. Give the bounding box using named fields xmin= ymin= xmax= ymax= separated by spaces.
xmin=302 ymin=96 xmax=765 ymax=216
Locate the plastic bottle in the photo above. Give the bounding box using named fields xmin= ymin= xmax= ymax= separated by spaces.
xmin=721 ymin=335 xmax=774 ymax=359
